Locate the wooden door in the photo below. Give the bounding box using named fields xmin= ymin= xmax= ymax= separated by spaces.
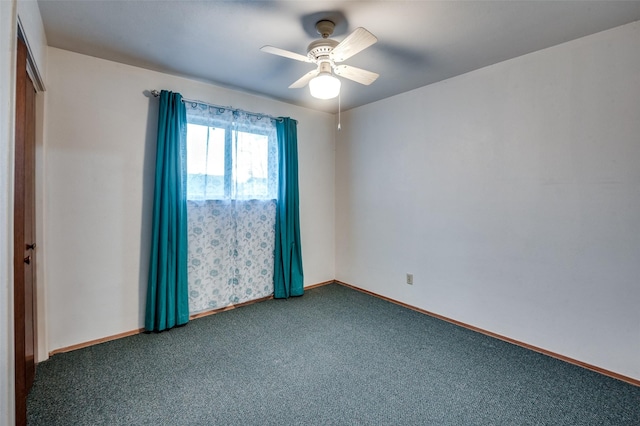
xmin=14 ymin=36 xmax=37 ymax=426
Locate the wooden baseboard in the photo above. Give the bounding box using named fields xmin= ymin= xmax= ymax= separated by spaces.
xmin=302 ymin=280 xmax=334 ymax=290
xmin=49 ymin=328 xmax=145 ymax=356
xmin=334 ymin=280 xmax=640 ymax=387
xmin=48 ymin=280 xmax=336 ymax=357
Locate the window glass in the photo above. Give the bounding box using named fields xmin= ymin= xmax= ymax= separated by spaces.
xmin=186 ymin=124 xmax=225 ymax=200
xmin=185 ymin=107 xmax=278 ymax=200
xmin=234 ymin=130 xmax=270 ymax=199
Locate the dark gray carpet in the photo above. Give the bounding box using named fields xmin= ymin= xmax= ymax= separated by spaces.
xmin=28 ymin=284 xmax=640 ymax=425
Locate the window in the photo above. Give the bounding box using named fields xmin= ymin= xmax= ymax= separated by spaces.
xmin=185 ymin=107 xmax=278 ymax=200
xmin=183 ymin=102 xmax=281 ymax=313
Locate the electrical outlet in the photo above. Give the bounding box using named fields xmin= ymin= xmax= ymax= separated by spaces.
xmin=406 ymin=273 xmax=413 ymax=285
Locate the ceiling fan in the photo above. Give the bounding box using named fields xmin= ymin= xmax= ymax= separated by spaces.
xmin=260 ymin=20 xmax=379 ymax=100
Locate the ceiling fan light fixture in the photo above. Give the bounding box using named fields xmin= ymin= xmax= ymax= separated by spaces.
xmin=261 ymin=19 xmax=378 ymax=100
xmin=309 ymin=72 xmax=341 ymax=99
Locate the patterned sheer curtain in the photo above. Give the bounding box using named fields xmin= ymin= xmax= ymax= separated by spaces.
xmin=184 ymin=103 xmax=278 ymax=313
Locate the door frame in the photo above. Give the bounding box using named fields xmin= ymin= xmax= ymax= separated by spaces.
xmin=14 ymin=34 xmax=38 ymax=426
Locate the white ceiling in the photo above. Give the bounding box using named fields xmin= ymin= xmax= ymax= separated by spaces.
xmin=37 ymin=1 xmax=640 ymax=113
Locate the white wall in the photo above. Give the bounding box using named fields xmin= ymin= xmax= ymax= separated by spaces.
xmin=44 ymin=48 xmax=336 ymax=352
xmin=336 ymin=21 xmax=640 ymax=380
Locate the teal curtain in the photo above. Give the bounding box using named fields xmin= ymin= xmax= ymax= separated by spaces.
xmin=145 ymin=90 xmax=190 ymax=331
xmin=273 ymin=118 xmax=304 ymax=298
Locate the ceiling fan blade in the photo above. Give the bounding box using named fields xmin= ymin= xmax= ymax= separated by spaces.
xmin=289 ymin=69 xmax=319 ymax=89
xmin=334 ymin=65 xmax=379 ymax=86
xmin=330 ymin=27 xmax=378 ymax=63
xmin=260 ymin=45 xmax=312 ymax=63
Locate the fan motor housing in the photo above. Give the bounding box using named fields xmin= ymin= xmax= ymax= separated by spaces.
xmin=307 ymin=39 xmax=339 ymax=61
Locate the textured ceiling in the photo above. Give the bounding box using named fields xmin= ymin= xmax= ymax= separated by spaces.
xmin=38 ymin=1 xmax=640 ymax=113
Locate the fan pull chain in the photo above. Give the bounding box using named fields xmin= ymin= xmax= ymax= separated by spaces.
xmin=338 ymin=92 xmax=341 ymax=131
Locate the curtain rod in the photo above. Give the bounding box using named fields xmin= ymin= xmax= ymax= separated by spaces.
xmin=150 ymin=90 xmax=295 ymax=123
